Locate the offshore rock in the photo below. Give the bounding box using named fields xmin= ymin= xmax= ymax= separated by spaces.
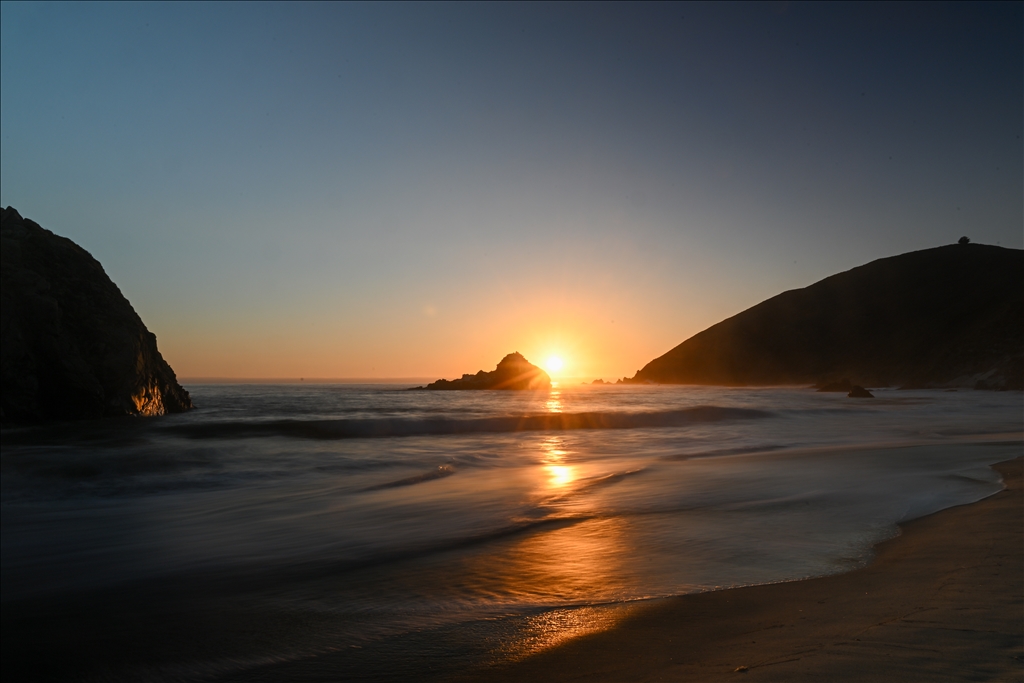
xmin=847 ymin=385 xmax=874 ymax=398
xmin=419 ymin=352 xmax=551 ymax=390
xmin=1 ymin=207 xmax=193 ymax=422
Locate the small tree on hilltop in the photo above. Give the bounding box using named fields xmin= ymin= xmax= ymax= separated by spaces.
xmin=958 ymin=236 xmax=970 ymax=245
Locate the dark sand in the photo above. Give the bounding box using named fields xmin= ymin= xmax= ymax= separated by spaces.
xmin=465 ymin=458 xmax=1023 ymax=682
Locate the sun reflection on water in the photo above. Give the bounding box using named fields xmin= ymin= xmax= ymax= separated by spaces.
xmin=540 ymin=436 xmax=576 ymax=488
xmin=545 ymin=464 xmax=574 ymax=488
xmin=545 ymin=388 xmax=563 ymax=414
xmin=467 ymin=433 xmax=638 ymax=659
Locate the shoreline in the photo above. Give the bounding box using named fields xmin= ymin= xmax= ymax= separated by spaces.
xmin=464 ymin=457 xmax=1023 ymax=682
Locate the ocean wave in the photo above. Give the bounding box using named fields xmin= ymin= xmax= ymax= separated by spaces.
xmin=536 ymin=468 xmax=647 ymax=508
xmin=361 ymin=465 xmax=457 ymax=491
xmin=165 ymin=406 xmax=773 ymax=441
xmin=245 ymin=515 xmax=596 ymax=586
xmin=660 ymin=444 xmax=786 ymax=461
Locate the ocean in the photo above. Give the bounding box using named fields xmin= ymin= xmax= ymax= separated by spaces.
xmin=1 ymin=383 xmax=1021 ymax=681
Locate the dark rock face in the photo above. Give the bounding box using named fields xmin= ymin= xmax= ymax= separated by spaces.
xmin=419 ymin=352 xmax=551 ymax=390
xmin=633 ymin=244 xmax=1023 ymax=390
xmin=847 ymin=386 xmax=874 ymax=398
xmin=1 ymin=207 xmax=193 ymax=422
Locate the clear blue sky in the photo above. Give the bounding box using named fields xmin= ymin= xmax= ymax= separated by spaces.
xmin=2 ymin=2 xmax=1021 ymax=379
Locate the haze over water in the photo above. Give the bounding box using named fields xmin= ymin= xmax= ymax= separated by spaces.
xmin=2 ymin=384 xmax=1019 ymax=680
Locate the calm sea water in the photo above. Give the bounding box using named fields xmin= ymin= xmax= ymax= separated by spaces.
xmin=1 ymin=384 xmax=1021 ymax=681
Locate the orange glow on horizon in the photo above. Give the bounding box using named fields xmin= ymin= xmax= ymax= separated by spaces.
xmin=161 ymin=286 xmax=687 ymax=381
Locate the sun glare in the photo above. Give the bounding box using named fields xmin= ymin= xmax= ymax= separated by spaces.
xmin=544 ymin=356 xmax=564 ymax=375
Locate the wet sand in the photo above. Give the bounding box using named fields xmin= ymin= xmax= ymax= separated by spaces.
xmin=466 ymin=457 xmax=1023 ymax=682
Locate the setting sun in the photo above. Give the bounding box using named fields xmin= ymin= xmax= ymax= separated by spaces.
xmin=544 ymin=356 xmax=565 ymax=375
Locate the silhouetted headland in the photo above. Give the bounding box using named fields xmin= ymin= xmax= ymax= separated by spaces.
xmin=629 ymin=243 xmax=1023 ymax=390
xmin=416 ymin=352 xmax=551 ymax=390
xmin=1 ymin=207 xmax=193 ymax=422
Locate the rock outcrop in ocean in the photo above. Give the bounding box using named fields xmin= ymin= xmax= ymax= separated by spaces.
xmin=418 ymin=352 xmax=551 ymax=390
xmin=631 ymin=243 xmax=1023 ymax=390
xmin=1 ymin=207 xmax=193 ymax=422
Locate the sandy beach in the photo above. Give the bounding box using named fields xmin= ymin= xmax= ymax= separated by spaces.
xmin=466 ymin=456 xmax=1023 ymax=682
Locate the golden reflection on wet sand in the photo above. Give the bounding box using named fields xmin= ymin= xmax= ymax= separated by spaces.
xmin=494 ymin=602 xmax=642 ymax=663
xmin=485 ymin=432 xmax=637 ymax=661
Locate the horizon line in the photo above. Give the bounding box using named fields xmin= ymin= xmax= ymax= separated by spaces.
xmin=178 ymin=376 xmax=609 ymax=385
xmin=179 ymin=377 xmax=436 ymax=384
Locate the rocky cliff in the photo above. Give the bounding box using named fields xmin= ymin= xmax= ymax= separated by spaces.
xmin=632 ymin=243 xmax=1023 ymax=390
xmin=1 ymin=207 xmax=193 ymax=422
xmin=419 ymin=352 xmax=551 ymax=390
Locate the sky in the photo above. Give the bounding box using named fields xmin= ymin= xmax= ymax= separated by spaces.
xmin=1 ymin=1 xmax=1021 ymax=381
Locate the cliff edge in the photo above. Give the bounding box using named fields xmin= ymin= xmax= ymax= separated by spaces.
xmin=1 ymin=207 xmax=193 ymax=422
xmin=632 ymin=243 xmax=1023 ymax=389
